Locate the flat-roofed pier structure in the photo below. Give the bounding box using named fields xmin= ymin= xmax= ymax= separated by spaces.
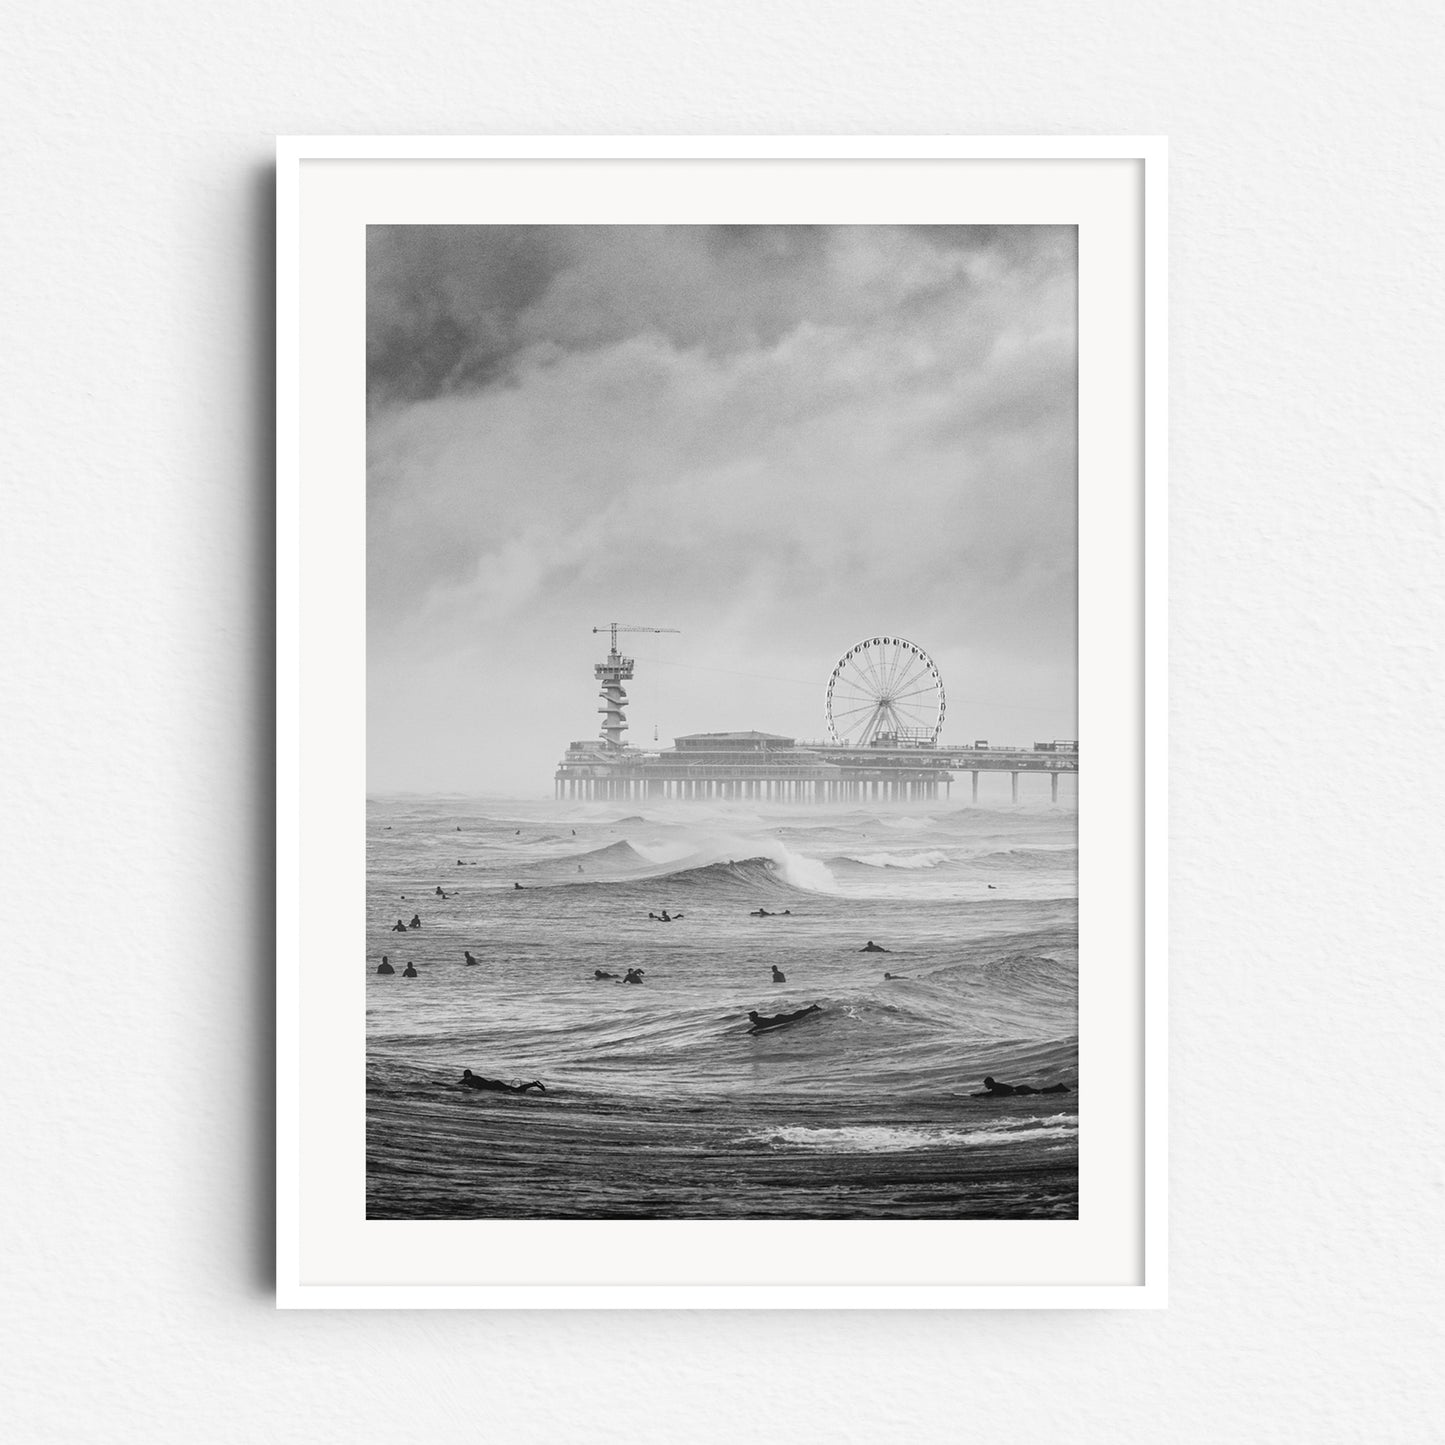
xmin=554 ymin=731 xmax=1078 ymax=803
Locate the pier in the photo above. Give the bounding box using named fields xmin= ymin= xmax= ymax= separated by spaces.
xmin=553 ymin=627 xmax=1076 ymax=803
xmin=554 ymin=730 xmax=1077 ymax=803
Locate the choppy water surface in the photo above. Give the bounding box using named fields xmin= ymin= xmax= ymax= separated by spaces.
xmin=367 ymin=797 xmax=1078 ymax=1219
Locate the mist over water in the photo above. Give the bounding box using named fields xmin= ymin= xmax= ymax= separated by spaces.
xmin=367 ymin=796 xmax=1078 ymax=1219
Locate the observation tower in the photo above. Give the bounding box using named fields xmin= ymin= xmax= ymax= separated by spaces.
xmin=591 ymin=622 xmax=678 ymax=749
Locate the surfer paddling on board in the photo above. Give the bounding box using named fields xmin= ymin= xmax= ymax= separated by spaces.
xmin=459 ymin=1070 xmax=545 ymax=1094
xmin=973 ymin=1076 xmax=1071 ymax=1097
xmin=747 ymin=1004 xmax=821 ymax=1034
xmin=860 ymin=940 xmax=889 ymax=953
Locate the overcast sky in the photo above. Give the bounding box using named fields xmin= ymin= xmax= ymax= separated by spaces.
xmin=367 ymin=224 xmax=1077 ymax=795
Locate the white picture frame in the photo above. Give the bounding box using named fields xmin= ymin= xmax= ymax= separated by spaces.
xmin=277 ymin=135 xmax=1167 ymax=1308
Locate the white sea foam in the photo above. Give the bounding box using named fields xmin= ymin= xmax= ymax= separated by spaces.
xmin=745 ymin=1121 xmax=1078 ymax=1153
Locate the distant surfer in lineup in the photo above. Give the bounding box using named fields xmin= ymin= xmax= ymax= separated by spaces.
xmin=751 ymin=908 xmax=772 ymax=917
xmin=973 ymin=1076 xmax=1071 ymax=1097
xmin=463 ymin=950 xmax=479 ymax=966
xmin=402 ymin=962 xmax=418 ymax=978
xmin=392 ymin=919 xmax=408 ymax=932
xmin=747 ymin=1004 xmax=821 ymax=1034
xmin=594 ymin=970 xmax=619 ymax=980
xmin=409 ymin=914 xmax=421 ymax=929
xmin=771 ymin=965 xmax=786 ymax=983
xmin=514 ymin=882 xmax=524 ymax=890
xmin=623 ymin=968 xmax=645 ymax=984
xmin=377 ymin=956 xmax=395 ymax=975
xmin=459 ymin=1070 xmax=545 ymax=1095
xmin=435 ymin=886 xmax=448 ymax=898
xmin=860 ymin=940 xmax=889 ymax=953
xmin=884 ymin=972 xmax=907 ymax=980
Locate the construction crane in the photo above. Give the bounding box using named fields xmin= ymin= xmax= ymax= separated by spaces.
xmin=590 ymin=623 xmax=680 ymax=749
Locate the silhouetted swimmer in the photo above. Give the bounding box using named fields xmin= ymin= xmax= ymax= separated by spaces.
xmin=460 ymin=1070 xmax=545 ymax=1094
xmin=747 ymin=1004 xmax=821 ymax=1033
xmin=884 ymin=972 xmax=908 ymax=980
xmin=771 ymin=966 xmax=786 ymax=983
xmin=409 ymin=914 xmax=421 ymax=929
xmin=463 ymin=951 xmax=479 ymax=966
xmin=750 ymin=909 xmax=772 ymax=918
xmin=987 ymin=884 xmax=997 ymax=890
xmin=435 ymin=886 xmax=445 ymax=897
xmin=623 ymin=968 xmax=645 ymax=984
xmin=594 ymin=970 xmax=619 ymax=979
xmin=377 ymin=957 xmax=395 ymax=975
xmin=514 ymin=883 xmax=524 ymax=890
xmin=973 ymin=1076 xmax=1071 ymax=1097
xmin=402 ymin=962 xmax=418 ymax=978
xmin=392 ymin=919 xmax=408 ymax=932
xmin=860 ymin=941 xmax=889 ymax=953
xmin=457 ymin=859 xmax=463 ymax=866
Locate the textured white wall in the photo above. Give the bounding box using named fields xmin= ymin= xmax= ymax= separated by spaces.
xmin=3 ymin=2 xmax=1441 ymax=1440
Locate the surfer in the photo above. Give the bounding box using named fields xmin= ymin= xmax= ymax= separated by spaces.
xmin=771 ymin=965 xmax=786 ymax=983
xmin=392 ymin=919 xmax=408 ymax=932
xmin=460 ymin=1070 xmax=545 ymax=1094
xmin=463 ymin=950 xmax=479 ymax=966
xmin=513 ymin=883 xmax=524 ymax=890
xmin=860 ymin=941 xmax=889 ymax=953
xmin=623 ymin=968 xmax=645 ymax=984
xmin=409 ymin=914 xmax=421 ymax=929
xmin=750 ymin=909 xmax=771 ymax=918
xmin=594 ymin=970 xmax=619 ymax=980
xmin=435 ymin=886 xmax=448 ymax=898
xmin=402 ymin=962 xmax=418 ymax=978
xmin=884 ymin=972 xmax=908 ymax=980
xmin=747 ymin=1004 xmax=820 ymax=1033
xmin=974 ymin=1076 xmax=1071 ymax=1097
xmin=377 ymin=957 xmax=395 ymax=975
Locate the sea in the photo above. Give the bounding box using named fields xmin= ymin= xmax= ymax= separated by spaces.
xmin=366 ymin=791 xmax=1078 ymax=1219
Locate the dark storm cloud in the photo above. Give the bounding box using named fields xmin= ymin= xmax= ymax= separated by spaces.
xmin=366 ymin=225 xmax=1076 ymax=791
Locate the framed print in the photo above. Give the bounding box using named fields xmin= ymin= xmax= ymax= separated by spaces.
xmin=277 ymin=136 xmax=1166 ymax=1307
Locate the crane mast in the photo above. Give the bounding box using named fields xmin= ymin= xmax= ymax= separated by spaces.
xmin=590 ymin=622 xmax=680 ymax=749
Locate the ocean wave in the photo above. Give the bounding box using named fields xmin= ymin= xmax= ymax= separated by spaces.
xmin=571 ymin=839 xmax=647 ymax=865
xmin=834 ymin=849 xmax=952 ymax=870
xmin=637 ymin=855 xmax=821 ymax=896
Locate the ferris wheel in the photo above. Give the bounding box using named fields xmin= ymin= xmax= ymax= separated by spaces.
xmin=825 ymin=636 xmax=946 ymax=746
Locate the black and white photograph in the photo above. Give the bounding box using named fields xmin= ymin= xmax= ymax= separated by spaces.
xmin=364 ymin=222 xmax=1081 ymax=1220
